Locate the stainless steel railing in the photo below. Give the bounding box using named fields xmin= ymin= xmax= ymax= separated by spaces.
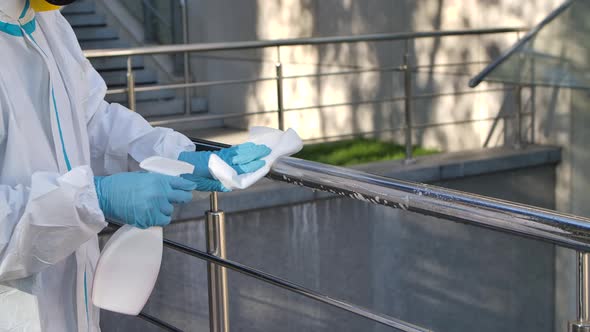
xmin=86 ymin=26 xmax=590 ymax=332
xmin=123 ymin=139 xmax=590 ymax=332
xmin=84 ymin=27 xmax=528 ymax=162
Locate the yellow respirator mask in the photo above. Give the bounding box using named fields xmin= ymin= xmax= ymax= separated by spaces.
xmin=31 ymin=0 xmax=77 ymax=12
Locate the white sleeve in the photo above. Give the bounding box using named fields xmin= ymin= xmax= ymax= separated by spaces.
xmin=0 ymin=166 xmax=107 ymax=282
xmin=82 ymin=59 xmax=195 ymax=175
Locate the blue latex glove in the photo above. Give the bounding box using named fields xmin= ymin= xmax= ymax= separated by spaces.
xmin=180 ymin=173 xmax=230 ymax=193
xmin=178 ymin=142 xmax=271 ymax=187
xmin=94 ymin=172 xmax=197 ymax=229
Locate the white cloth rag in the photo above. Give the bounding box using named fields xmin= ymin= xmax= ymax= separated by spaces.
xmin=208 ymin=127 xmax=303 ymax=190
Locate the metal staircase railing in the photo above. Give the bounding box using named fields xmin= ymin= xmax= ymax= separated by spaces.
xmin=85 ymin=27 xmax=529 ymax=160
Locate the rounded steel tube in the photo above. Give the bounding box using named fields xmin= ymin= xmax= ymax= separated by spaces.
xmin=572 ymin=252 xmax=590 ymax=331
xmin=162 ymin=237 xmax=431 ymax=332
xmin=579 ymin=253 xmax=590 ymax=321
xmin=267 ymin=157 xmax=590 ymax=251
xmin=126 ymin=57 xmax=136 ymax=112
xmin=138 ymin=312 xmax=183 ymax=332
xmin=276 ymin=62 xmax=285 ymax=130
xmin=403 ymin=40 xmax=413 ymax=162
xmin=84 ymin=27 xmax=526 ymax=59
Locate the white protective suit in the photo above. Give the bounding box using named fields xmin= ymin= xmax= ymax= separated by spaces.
xmin=0 ymin=0 xmax=195 ymax=330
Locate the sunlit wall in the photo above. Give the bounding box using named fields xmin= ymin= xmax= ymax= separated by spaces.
xmin=186 ymin=0 xmax=563 ymax=152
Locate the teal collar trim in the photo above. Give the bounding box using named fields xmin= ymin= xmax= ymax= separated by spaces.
xmin=20 ymin=0 xmax=31 ymax=19
xmin=0 ymin=20 xmax=24 ymax=36
xmin=0 ymin=0 xmax=36 ymax=37
xmin=0 ymin=17 xmax=36 ymax=37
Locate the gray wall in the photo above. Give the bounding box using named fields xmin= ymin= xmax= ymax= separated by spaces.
xmin=184 ymin=0 xmax=563 ymax=148
xmin=100 ymin=164 xmax=558 ymax=332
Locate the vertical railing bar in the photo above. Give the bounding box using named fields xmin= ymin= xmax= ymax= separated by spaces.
xmin=206 ymin=192 xmax=230 ymax=332
xmin=127 ymin=56 xmax=137 ymax=112
xmin=529 ymin=36 xmax=536 ymax=145
xmin=513 ymin=30 xmax=524 ymax=149
xmin=403 ymin=38 xmax=414 ymax=163
xmin=530 ymin=86 xmax=536 ymax=144
xmin=179 ymin=0 xmax=191 ymax=116
xmin=571 ymin=252 xmax=590 ymax=332
xmin=514 ymin=85 xmax=522 ymax=149
xmin=276 ymin=46 xmax=285 ymax=131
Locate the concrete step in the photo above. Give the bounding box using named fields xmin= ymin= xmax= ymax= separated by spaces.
xmin=105 ymin=89 xmax=177 ymax=104
xmin=66 ymin=14 xmax=107 ymax=28
xmin=61 ymin=2 xmax=96 ymax=15
xmin=73 ymin=27 xmax=118 ymax=42
xmin=80 ymin=39 xmax=130 ymax=50
xmin=99 ymin=69 xmax=158 ymax=87
xmin=90 ymin=57 xmax=144 ymax=72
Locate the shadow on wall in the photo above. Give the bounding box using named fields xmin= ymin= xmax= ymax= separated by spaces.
xmin=186 ymin=0 xmax=567 ymax=151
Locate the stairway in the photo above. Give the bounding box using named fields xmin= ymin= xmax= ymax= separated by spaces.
xmin=61 ymin=1 xmax=209 ymax=119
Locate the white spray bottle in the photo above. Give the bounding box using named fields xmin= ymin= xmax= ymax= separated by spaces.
xmin=92 ymin=156 xmax=198 ymax=315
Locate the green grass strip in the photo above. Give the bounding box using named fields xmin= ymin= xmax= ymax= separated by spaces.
xmin=294 ymin=138 xmax=438 ymax=166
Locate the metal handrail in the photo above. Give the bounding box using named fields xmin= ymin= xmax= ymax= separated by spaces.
xmin=132 ymin=139 xmax=590 ymax=332
xmin=469 ymin=0 xmax=574 ymax=87
xmin=84 ymin=27 xmax=527 ymax=58
xmin=193 ymin=140 xmax=590 ymax=251
xmin=84 ymin=26 xmax=529 ymax=152
xmin=122 ymin=139 xmax=590 ymax=332
xmin=143 ymin=86 xmax=518 ymax=130
xmin=129 ymin=146 xmax=590 ymax=331
xmin=138 ymin=312 xmax=182 ymax=332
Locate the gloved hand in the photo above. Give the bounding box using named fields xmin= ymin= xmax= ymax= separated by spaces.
xmin=94 ymin=172 xmax=197 ymax=229
xmin=178 ymin=142 xmax=271 ymax=191
xmin=180 ymin=173 xmax=230 ymax=193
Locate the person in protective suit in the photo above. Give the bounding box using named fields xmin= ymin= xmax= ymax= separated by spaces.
xmin=0 ymin=0 xmax=270 ymax=330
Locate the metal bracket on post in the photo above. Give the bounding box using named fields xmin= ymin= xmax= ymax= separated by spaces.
xmin=275 ymin=46 xmax=285 ymax=131
xmin=571 ymin=252 xmax=590 ymax=332
xmin=206 ymin=192 xmax=230 ymax=332
xmin=127 ymin=56 xmax=136 ymax=112
xmin=403 ymin=39 xmax=414 ymax=164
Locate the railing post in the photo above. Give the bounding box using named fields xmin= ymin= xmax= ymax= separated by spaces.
xmin=179 ymin=0 xmax=191 ymax=115
xmin=514 ymin=85 xmax=523 ymax=149
xmin=206 ymin=192 xmax=230 ymax=332
xmin=127 ymin=56 xmax=137 ymax=112
xmin=275 ymin=46 xmax=285 ymax=131
xmin=530 ymin=37 xmax=537 ymax=145
xmin=403 ymin=39 xmax=414 ymax=163
xmin=570 ymin=252 xmax=590 ymax=332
